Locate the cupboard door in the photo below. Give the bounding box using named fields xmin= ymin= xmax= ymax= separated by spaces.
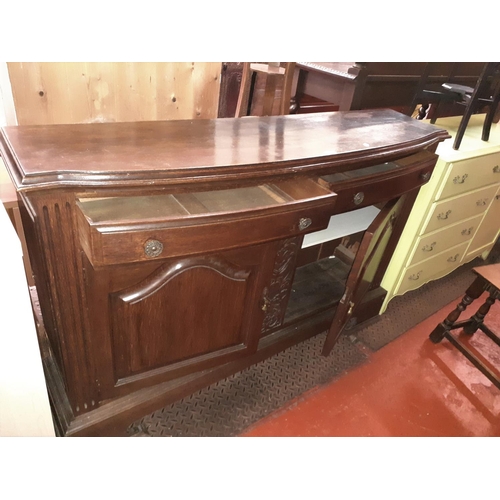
xmin=85 ymin=242 xmax=276 ymax=398
xmin=322 ymin=196 xmax=406 ymax=355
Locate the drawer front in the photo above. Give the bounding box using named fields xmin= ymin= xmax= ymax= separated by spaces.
xmin=466 ymin=186 xmax=500 ymax=254
xmin=409 ymin=213 xmax=483 ymax=266
xmin=92 ymin=201 xmax=334 ymax=266
xmin=332 ymin=163 xmax=433 ymax=213
xmin=76 ymin=178 xmax=337 ymax=267
xmin=398 ymin=241 xmax=469 ymax=295
xmin=438 ymin=152 xmax=500 ymax=200
xmin=423 ymin=184 xmax=498 ymax=234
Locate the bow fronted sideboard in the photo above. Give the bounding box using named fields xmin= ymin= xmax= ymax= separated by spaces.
xmin=0 ymin=110 xmax=449 ymax=436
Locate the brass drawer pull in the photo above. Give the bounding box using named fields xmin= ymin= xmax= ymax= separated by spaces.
xmin=144 ymin=239 xmax=164 ymax=258
xmin=353 ymin=192 xmax=364 ymax=206
xmin=493 ymin=165 xmax=500 ymax=173
xmin=298 ymin=217 xmax=312 ymax=231
xmin=437 ymin=210 xmax=451 ymax=220
xmin=422 ymin=242 xmax=436 ymax=252
xmin=408 ymin=271 xmax=422 ymax=281
xmin=447 ymin=254 xmax=459 ymax=263
xmin=461 ymin=227 xmax=473 ymax=236
xmin=476 ymin=198 xmax=488 ymax=206
xmin=453 ymin=174 xmax=468 ymax=184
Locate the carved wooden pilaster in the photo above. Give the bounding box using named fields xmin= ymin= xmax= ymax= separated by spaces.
xmin=34 ymin=196 xmax=99 ymax=415
xmin=261 ymin=237 xmax=301 ymax=333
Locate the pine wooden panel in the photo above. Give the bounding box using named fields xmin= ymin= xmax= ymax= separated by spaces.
xmin=7 ymin=62 xmax=222 ymax=125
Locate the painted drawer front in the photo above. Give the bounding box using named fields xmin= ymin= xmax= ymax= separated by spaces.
xmin=423 ymin=184 xmax=498 ymax=234
xmin=437 ymin=152 xmax=500 ymax=200
xmin=409 ymin=213 xmax=483 ymax=266
xmin=466 ymin=186 xmax=500 ymax=255
xmin=398 ymin=241 xmax=470 ymax=295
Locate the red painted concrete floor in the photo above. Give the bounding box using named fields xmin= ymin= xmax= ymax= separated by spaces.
xmin=242 ymin=295 xmax=500 ymax=437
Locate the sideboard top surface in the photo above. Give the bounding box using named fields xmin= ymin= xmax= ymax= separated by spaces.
xmin=0 ymin=109 xmax=449 ymax=191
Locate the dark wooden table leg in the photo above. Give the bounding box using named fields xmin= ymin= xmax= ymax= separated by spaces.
xmin=463 ymin=292 xmax=496 ymax=334
xmin=429 ymin=276 xmax=485 ymax=343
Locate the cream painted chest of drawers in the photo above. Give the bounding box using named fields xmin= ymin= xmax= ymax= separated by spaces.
xmin=381 ymin=115 xmax=500 ymax=312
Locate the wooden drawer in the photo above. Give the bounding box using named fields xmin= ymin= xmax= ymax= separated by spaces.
xmin=408 ymin=213 xmax=483 ymax=266
xmin=437 ymin=151 xmax=500 ymax=200
xmin=76 ymin=178 xmax=337 ymax=267
xmin=398 ymin=241 xmax=469 ymax=295
xmin=423 ymin=184 xmax=498 ymax=234
xmin=466 ymin=186 xmax=500 ymax=255
xmin=319 ymin=150 xmax=437 ymax=213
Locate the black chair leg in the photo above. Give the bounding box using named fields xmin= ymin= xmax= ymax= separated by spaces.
xmin=453 ymin=101 xmax=475 ymax=150
xmin=482 ymin=87 xmax=500 ymax=142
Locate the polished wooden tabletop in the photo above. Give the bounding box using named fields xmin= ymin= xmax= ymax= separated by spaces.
xmin=0 ymin=110 xmax=449 ymax=190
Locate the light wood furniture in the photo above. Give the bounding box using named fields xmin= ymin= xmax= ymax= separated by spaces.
xmin=7 ymin=62 xmax=222 ymax=125
xmin=429 ymin=263 xmax=500 ymax=389
xmin=235 ymin=63 xmax=296 ymax=117
xmin=381 ymin=115 xmax=500 ymax=312
xmin=0 ymin=110 xmax=448 ymax=436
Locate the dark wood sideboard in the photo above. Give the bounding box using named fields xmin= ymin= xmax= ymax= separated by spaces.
xmin=0 ymin=110 xmax=449 ymax=436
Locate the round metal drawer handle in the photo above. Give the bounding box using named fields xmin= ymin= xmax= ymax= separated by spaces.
xmin=298 ymin=217 xmax=312 ymax=231
xmin=353 ymin=192 xmax=364 ymax=206
xmin=144 ymin=239 xmax=164 ymax=258
xmin=420 ymin=171 xmax=431 ymax=182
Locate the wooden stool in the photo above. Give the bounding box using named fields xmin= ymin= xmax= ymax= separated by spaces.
xmin=429 ymin=263 xmax=500 ymax=389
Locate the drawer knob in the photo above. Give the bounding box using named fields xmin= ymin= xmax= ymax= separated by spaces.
xmin=476 ymin=198 xmax=488 ymax=206
xmin=144 ymin=239 xmax=164 ymax=258
xmin=437 ymin=210 xmax=451 ymax=220
xmin=422 ymin=242 xmax=436 ymax=252
xmin=493 ymin=165 xmax=500 ymax=173
xmin=353 ymin=192 xmax=364 ymax=206
xmin=447 ymin=254 xmax=459 ymax=263
xmin=420 ymin=171 xmax=431 ymax=182
xmin=408 ymin=271 xmax=422 ymax=281
xmin=461 ymin=227 xmax=473 ymax=236
xmin=453 ymin=174 xmax=468 ymax=185
xmin=298 ymin=217 xmax=312 ymax=231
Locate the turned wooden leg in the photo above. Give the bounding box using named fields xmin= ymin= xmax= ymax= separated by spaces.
xmin=417 ymin=104 xmax=429 ymax=120
xmin=463 ymin=293 xmax=496 ymax=334
xmin=429 ymin=277 xmax=485 ymax=343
